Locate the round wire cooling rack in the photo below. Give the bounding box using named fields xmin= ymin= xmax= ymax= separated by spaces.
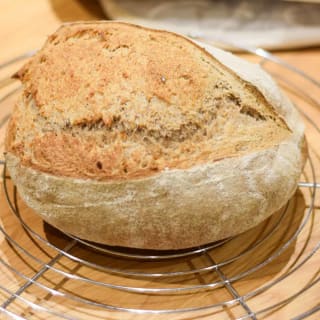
xmin=0 ymin=44 xmax=319 ymax=320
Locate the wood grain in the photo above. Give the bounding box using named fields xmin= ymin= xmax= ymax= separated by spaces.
xmin=0 ymin=1 xmax=319 ymax=319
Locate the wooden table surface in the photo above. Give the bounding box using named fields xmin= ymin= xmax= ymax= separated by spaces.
xmin=0 ymin=1 xmax=319 ymax=319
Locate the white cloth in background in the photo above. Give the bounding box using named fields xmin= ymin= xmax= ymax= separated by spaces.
xmin=99 ymin=0 xmax=320 ymax=51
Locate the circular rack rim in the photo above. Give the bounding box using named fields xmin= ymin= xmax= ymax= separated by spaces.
xmin=0 ymin=43 xmax=319 ymax=320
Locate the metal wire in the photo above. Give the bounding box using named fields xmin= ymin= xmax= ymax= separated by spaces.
xmin=0 ymin=44 xmax=319 ymax=319
xmin=0 ymin=50 xmax=36 ymax=69
xmin=6 ymin=180 xmax=292 ymax=279
xmin=0 ymin=283 xmax=77 ymax=320
xmin=292 ymin=304 xmax=320 ymax=320
xmin=63 ymin=233 xmax=232 ymax=260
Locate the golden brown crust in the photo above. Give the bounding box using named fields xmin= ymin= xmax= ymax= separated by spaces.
xmin=7 ymin=21 xmax=290 ymax=181
xmin=5 ymin=22 xmax=306 ymax=250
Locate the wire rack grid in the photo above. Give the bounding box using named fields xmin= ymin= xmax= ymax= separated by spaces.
xmin=0 ymin=44 xmax=319 ymax=320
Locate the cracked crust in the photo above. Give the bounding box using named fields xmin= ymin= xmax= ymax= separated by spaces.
xmin=7 ymin=21 xmax=290 ymax=180
xmin=5 ymin=22 xmax=306 ymax=249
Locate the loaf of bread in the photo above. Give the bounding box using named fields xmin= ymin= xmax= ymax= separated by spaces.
xmin=5 ymin=21 xmax=306 ymax=250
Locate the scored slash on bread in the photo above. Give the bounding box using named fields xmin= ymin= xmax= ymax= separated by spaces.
xmin=8 ymin=22 xmax=289 ymax=180
xmin=5 ymin=22 xmax=306 ymax=250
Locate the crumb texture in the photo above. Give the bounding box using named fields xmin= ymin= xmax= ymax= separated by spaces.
xmin=7 ymin=22 xmax=290 ymax=180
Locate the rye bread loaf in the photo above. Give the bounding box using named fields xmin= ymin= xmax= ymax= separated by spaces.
xmin=5 ymin=21 xmax=306 ymax=250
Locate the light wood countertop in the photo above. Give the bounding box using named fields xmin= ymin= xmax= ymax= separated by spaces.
xmin=0 ymin=1 xmax=319 ymax=319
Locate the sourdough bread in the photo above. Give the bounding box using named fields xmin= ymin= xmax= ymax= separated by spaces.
xmin=5 ymin=21 xmax=306 ymax=250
